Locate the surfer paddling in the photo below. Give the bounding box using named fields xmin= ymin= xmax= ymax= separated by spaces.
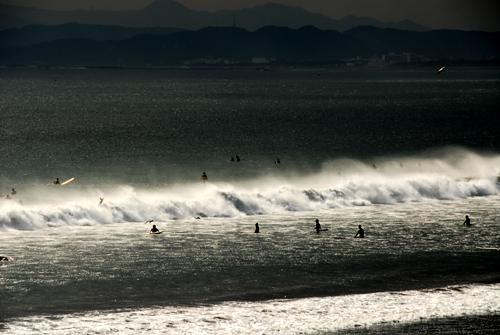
xmin=354 ymin=225 xmax=365 ymax=238
xmin=150 ymin=225 xmax=160 ymax=234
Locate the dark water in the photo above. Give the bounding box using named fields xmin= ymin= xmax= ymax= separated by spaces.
xmin=1 ymin=68 xmax=499 ymax=334
xmin=1 ymin=68 xmax=499 ymax=187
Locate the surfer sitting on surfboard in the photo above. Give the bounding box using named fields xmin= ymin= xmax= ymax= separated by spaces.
xmin=354 ymin=225 xmax=365 ymax=238
xmin=54 ymin=178 xmax=60 ymax=185
xmin=150 ymin=225 xmax=160 ymax=234
xmin=314 ymin=219 xmax=321 ymax=232
xmin=255 ymin=223 xmax=259 ymax=233
xmin=463 ymin=215 xmax=471 ymax=226
xmin=201 ymin=172 xmax=208 ymax=183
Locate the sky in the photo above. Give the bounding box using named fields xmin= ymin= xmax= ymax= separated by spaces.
xmin=1 ymin=0 xmax=499 ymax=32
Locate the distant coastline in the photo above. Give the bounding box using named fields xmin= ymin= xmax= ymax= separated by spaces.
xmin=2 ymin=59 xmax=499 ymax=72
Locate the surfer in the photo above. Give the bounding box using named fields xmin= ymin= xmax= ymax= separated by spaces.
xmin=11 ymin=188 xmax=17 ymax=195
xmin=150 ymin=225 xmax=160 ymax=233
xmin=236 ymin=155 xmax=240 ymax=162
xmin=54 ymin=178 xmax=60 ymax=185
xmin=201 ymin=172 xmax=208 ymax=183
xmin=144 ymin=220 xmax=154 ymax=224
xmin=230 ymin=157 xmax=235 ymax=162
xmin=275 ymin=158 xmax=280 ymax=164
xmin=98 ymin=197 xmax=104 ymax=206
xmin=4 ymin=194 xmax=11 ymax=200
xmin=354 ymin=225 xmax=365 ymax=238
xmin=254 ymin=223 xmax=260 ymax=233
xmin=463 ymin=215 xmax=471 ymax=226
xmin=314 ymin=219 xmax=321 ymax=232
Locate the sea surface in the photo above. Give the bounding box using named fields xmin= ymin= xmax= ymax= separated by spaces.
xmin=1 ymin=67 xmax=500 ymax=334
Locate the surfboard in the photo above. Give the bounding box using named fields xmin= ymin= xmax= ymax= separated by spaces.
xmin=476 ymin=247 xmax=499 ymax=250
xmin=454 ymin=223 xmax=475 ymax=226
xmin=61 ymin=177 xmax=75 ymax=186
xmin=312 ymin=228 xmax=328 ymax=231
xmin=149 ymin=231 xmax=163 ymax=235
xmin=334 ymin=236 xmax=353 ymax=239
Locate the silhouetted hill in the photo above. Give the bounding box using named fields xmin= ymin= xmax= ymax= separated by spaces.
xmin=0 ymin=0 xmax=430 ymax=32
xmin=345 ymin=26 xmax=500 ymax=59
xmin=0 ymin=23 xmax=184 ymax=47
xmin=1 ymin=26 xmax=499 ymax=67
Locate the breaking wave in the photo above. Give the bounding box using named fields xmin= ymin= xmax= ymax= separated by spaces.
xmin=1 ymin=149 xmax=499 ymax=231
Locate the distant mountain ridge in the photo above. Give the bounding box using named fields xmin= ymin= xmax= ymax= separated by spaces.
xmin=0 ymin=0 xmax=430 ymax=32
xmin=0 ymin=23 xmax=184 ymax=47
xmin=2 ymin=25 xmax=498 ymax=67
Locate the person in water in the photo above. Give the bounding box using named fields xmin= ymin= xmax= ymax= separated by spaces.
xmin=236 ymin=155 xmax=240 ymax=162
xmin=254 ymin=223 xmax=260 ymax=233
xmin=354 ymin=225 xmax=365 ymax=238
xmin=463 ymin=215 xmax=471 ymax=226
xmin=11 ymin=188 xmax=17 ymax=195
xmin=315 ymin=219 xmax=321 ymax=232
xmin=98 ymin=197 xmax=104 ymax=206
xmin=150 ymin=225 xmax=160 ymax=233
xmin=201 ymin=172 xmax=208 ymax=183
xmin=54 ymin=178 xmax=60 ymax=185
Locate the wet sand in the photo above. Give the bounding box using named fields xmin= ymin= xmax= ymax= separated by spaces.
xmin=329 ymin=313 xmax=500 ymax=334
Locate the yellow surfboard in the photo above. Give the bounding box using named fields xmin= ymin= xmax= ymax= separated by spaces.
xmin=61 ymin=177 xmax=75 ymax=186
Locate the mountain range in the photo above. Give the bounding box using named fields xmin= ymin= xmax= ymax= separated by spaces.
xmin=2 ymin=25 xmax=499 ymax=67
xmin=1 ymin=0 xmax=499 ymax=67
xmin=1 ymin=0 xmax=429 ymax=32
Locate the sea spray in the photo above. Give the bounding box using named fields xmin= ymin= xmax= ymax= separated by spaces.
xmin=1 ymin=158 xmax=498 ymax=231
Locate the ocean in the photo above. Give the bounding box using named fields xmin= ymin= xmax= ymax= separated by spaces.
xmin=1 ymin=67 xmax=499 ymax=334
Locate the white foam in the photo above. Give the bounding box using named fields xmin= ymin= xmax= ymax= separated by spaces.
xmin=1 ymin=149 xmax=499 ymax=231
xmin=6 ymin=283 xmax=500 ymax=334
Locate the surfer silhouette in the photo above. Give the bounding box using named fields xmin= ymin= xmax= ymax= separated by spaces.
xmin=236 ymin=155 xmax=240 ymax=162
xmin=4 ymin=194 xmax=11 ymax=200
xmin=201 ymin=172 xmax=208 ymax=183
xmin=354 ymin=225 xmax=365 ymax=238
xmin=254 ymin=223 xmax=260 ymax=233
xmin=11 ymin=188 xmax=16 ymax=195
xmin=150 ymin=225 xmax=159 ymax=233
xmin=54 ymin=178 xmax=60 ymax=185
xmin=275 ymin=158 xmax=280 ymax=164
xmin=230 ymin=157 xmax=235 ymax=162
xmin=463 ymin=215 xmax=471 ymax=226
xmin=315 ymin=219 xmax=321 ymax=232
xmin=99 ymin=197 xmax=104 ymax=206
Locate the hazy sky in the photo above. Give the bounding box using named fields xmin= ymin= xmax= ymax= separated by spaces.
xmin=1 ymin=0 xmax=499 ymax=31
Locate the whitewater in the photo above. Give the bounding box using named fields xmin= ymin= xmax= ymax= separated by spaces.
xmin=1 ymin=67 xmax=499 ymax=333
xmin=2 ymin=150 xmax=499 ymax=232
